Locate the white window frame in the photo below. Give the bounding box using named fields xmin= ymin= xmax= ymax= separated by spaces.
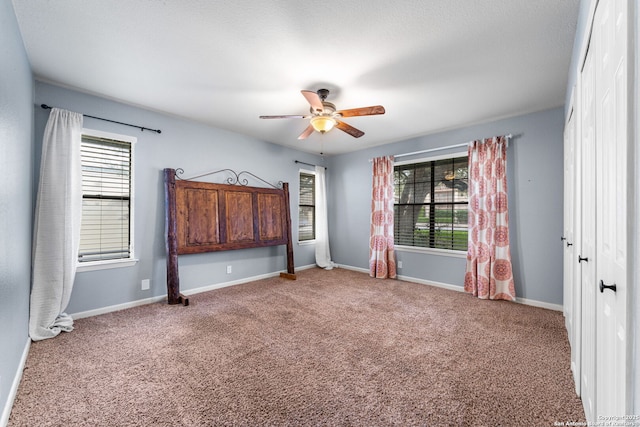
xmin=76 ymin=128 xmax=138 ymax=272
xmin=298 ymin=168 xmax=316 ymax=245
xmin=394 ymin=151 xmax=468 ymax=259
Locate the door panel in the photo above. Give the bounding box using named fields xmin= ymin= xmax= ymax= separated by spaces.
xmin=580 ymin=38 xmax=597 ymax=422
xmin=564 ymin=105 xmax=579 ymax=392
xmin=594 ymin=0 xmax=627 ymax=418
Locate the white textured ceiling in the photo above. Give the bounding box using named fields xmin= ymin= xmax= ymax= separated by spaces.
xmin=12 ymin=0 xmax=579 ymax=155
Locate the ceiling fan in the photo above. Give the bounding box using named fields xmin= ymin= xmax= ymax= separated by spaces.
xmin=259 ymin=89 xmax=385 ymax=139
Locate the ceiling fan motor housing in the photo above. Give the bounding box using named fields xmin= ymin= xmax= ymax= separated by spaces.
xmin=310 ymin=101 xmax=336 ymax=115
xmin=317 ymin=88 xmax=330 ymax=101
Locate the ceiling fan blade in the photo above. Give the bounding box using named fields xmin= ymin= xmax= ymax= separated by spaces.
xmin=297 ymin=124 xmax=315 ymax=140
xmin=335 ymin=120 xmax=364 ymax=138
xmin=337 ymin=105 xmax=385 ymax=117
xmin=259 ymin=115 xmax=309 ymax=119
xmin=301 ymin=90 xmax=324 ymax=113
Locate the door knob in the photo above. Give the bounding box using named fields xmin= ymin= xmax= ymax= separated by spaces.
xmin=578 ymin=255 xmax=589 ymax=263
xmin=599 ymin=280 xmax=617 ymax=293
xmin=567 ymin=242 xmax=573 ymax=247
xmin=561 ymin=236 xmax=567 ymax=241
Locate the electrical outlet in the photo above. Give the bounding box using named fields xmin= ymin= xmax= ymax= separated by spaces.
xmin=226 ymin=265 xmax=232 ymax=274
xmin=141 ymin=279 xmax=150 ymax=290
xmin=398 ymin=261 xmax=403 ymax=269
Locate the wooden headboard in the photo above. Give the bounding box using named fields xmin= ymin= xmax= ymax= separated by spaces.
xmin=164 ymin=168 xmax=295 ymax=305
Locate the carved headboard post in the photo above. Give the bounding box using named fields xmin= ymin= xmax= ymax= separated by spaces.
xmin=164 ymin=168 xmax=189 ymax=305
xmin=280 ymin=182 xmax=296 ymax=280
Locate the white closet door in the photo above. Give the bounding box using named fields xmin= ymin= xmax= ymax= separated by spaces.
xmin=594 ymin=0 xmax=628 ymax=418
xmin=580 ymin=38 xmax=597 ymax=422
xmin=563 ymin=103 xmax=580 ymax=394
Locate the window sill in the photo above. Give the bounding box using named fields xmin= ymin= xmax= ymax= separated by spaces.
xmin=76 ymin=258 xmax=138 ymax=272
xmin=395 ymin=245 xmax=467 ymax=259
xmin=298 ymin=240 xmax=316 ymax=246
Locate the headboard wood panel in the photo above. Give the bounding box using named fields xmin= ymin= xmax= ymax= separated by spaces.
xmin=164 ymin=168 xmax=295 ymax=305
xmin=175 ymin=180 xmax=288 ymax=253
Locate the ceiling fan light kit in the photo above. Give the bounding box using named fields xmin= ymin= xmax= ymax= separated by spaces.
xmin=259 ymin=88 xmax=385 ymax=140
xmin=310 ymin=116 xmax=336 ymax=133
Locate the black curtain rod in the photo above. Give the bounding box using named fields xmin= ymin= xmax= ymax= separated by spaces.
xmin=40 ymin=104 xmax=162 ymax=134
xmin=295 ymin=160 xmax=326 ymax=169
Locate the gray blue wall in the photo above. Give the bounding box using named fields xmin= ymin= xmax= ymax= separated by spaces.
xmin=0 ymin=0 xmax=34 ymax=421
xmin=328 ymin=108 xmax=565 ymax=306
xmin=34 ymin=82 xmax=324 ymax=315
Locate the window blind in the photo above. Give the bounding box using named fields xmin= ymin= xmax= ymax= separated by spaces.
xmin=394 ymin=157 xmax=468 ymax=251
xmin=299 ymin=172 xmax=315 ymax=241
xmin=79 ymin=135 xmax=132 ymax=262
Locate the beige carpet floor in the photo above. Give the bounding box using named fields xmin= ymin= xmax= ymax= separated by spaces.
xmin=9 ymin=267 xmax=585 ymax=426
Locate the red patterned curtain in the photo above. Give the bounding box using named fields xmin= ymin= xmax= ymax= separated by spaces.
xmin=369 ymin=156 xmax=396 ymax=279
xmin=464 ymin=136 xmax=516 ymax=300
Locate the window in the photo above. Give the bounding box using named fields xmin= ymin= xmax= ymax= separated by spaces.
xmin=394 ymin=154 xmax=468 ymax=252
xmin=78 ymin=129 xmax=135 ymax=265
xmin=299 ymin=171 xmax=315 ymax=241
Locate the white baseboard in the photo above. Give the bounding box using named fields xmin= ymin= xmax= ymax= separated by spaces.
xmin=71 ymin=295 xmax=167 ymax=320
xmin=338 ymin=264 xmax=464 ymax=293
xmin=398 ymin=274 xmax=466 ymax=294
xmin=181 ymin=264 xmax=316 ymax=296
xmin=338 ymin=264 xmax=563 ymax=312
xmin=1 ymin=337 xmax=30 ymax=427
xmin=515 ymin=297 xmax=563 ymax=312
xmin=71 ymin=262 xmax=562 ymax=320
xmin=336 ymin=264 xmax=369 ymax=274
xmin=71 ymin=264 xmax=318 ymax=320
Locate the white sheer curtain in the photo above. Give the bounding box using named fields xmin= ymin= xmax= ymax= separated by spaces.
xmin=314 ymin=165 xmax=335 ymax=269
xmin=30 ymin=108 xmax=83 ymax=341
